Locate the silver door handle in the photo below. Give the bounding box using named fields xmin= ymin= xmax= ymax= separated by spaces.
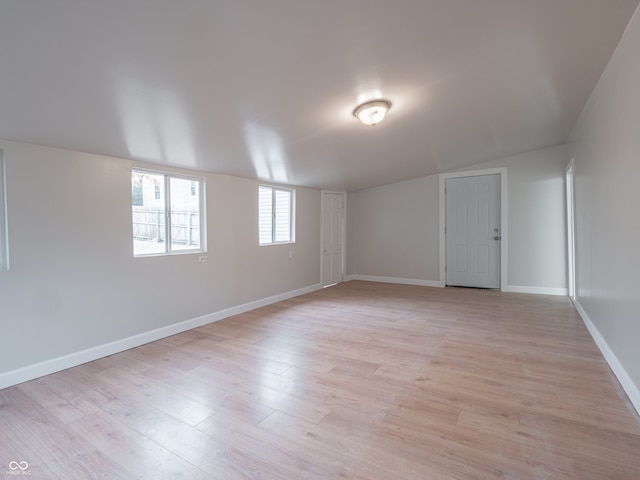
xmin=493 ymin=236 xmax=501 ymax=240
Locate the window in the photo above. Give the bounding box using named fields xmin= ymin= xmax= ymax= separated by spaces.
xmin=0 ymin=150 xmax=8 ymax=270
xmin=131 ymin=169 xmax=206 ymax=256
xmin=259 ymin=185 xmax=294 ymax=245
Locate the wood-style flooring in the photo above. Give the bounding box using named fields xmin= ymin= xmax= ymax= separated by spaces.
xmin=1 ymin=281 xmax=639 ymax=479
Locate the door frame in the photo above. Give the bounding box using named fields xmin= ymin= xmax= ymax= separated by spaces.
xmin=320 ymin=190 xmax=346 ymax=287
xmin=566 ymin=159 xmax=576 ymax=301
xmin=438 ymin=167 xmax=508 ymax=290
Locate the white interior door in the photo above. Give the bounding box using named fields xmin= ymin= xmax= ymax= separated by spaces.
xmin=322 ymin=192 xmax=345 ymax=287
xmin=445 ymin=174 xmax=501 ymax=288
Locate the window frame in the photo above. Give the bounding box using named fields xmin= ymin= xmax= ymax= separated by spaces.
xmin=132 ymin=168 xmax=206 ymax=257
xmin=0 ymin=150 xmax=8 ymax=270
xmin=259 ymin=184 xmax=295 ymax=246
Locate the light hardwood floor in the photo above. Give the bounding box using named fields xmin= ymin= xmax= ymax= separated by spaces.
xmin=1 ymin=281 xmax=639 ymax=479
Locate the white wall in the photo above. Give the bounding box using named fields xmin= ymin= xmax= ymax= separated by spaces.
xmin=464 ymin=145 xmax=568 ymax=292
xmin=347 ymin=176 xmax=439 ymax=284
xmin=347 ymin=144 xmax=567 ymax=293
xmin=0 ymin=140 xmax=321 ymax=384
xmin=567 ymin=5 xmax=640 ymax=412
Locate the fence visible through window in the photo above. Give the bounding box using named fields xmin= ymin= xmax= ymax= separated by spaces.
xmin=132 ymin=169 xmax=205 ymax=256
xmin=132 ymin=208 xmax=200 ymax=254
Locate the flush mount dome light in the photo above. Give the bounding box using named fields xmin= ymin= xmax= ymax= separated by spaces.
xmin=353 ymin=99 xmax=392 ymax=126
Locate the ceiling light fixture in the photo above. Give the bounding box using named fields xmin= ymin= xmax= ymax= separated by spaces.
xmin=353 ymin=99 xmax=392 ymax=126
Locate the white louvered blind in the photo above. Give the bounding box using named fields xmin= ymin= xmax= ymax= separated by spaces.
xmin=259 ymin=185 xmax=293 ymax=244
xmin=259 ymin=186 xmax=273 ymax=244
xmin=274 ymin=189 xmax=291 ymax=242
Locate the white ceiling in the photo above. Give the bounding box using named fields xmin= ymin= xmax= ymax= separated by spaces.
xmin=0 ymin=1 xmax=638 ymax=191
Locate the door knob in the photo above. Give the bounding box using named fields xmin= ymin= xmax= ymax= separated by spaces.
xmin=493 ymin=236 xmax=501 ymax=240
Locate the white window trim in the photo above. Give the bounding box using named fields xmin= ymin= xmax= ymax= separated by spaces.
xmin=0 ymin=150 xmax=8 ymax=270
xmin=132 ymin=168 xmax=207 ymax=257
xmin=259 ymin=184 xmax=295 ymax=245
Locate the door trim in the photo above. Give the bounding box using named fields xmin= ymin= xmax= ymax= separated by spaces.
xmin=321 ymin=190 xmax=346 ymax=287
xmin=438 ymin=167 xmax=508 ymax=290
xmin=566 ymin=158 xmax=576 ymax=301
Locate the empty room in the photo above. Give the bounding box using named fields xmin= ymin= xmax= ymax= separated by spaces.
xmin=1 ymin=1 xmax=640 ymax=478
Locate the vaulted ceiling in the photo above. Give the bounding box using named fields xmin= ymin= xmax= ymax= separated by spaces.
xmin=0 ymin=1 xmax=638 ymax=191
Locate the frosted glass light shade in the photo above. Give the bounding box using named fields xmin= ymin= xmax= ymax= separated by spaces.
xmin=353 ymin=100 xmax=391 ymax=126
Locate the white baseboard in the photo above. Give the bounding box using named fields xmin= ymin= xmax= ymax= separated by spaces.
xmin=0 ymin=283 xmax=322 ymax=390
xmin=346 ymin=274 xmax=442 ymax=288
xmin=575 ymin=300 xmax=640 ymax=417
xmin=346 ymin=276 xmax=568 ymax=295
xmin=503 ymin=285 xmax=568 ymax=296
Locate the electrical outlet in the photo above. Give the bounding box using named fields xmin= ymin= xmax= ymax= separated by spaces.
xmin=198 ymin=255 xmax=208 ymax=263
